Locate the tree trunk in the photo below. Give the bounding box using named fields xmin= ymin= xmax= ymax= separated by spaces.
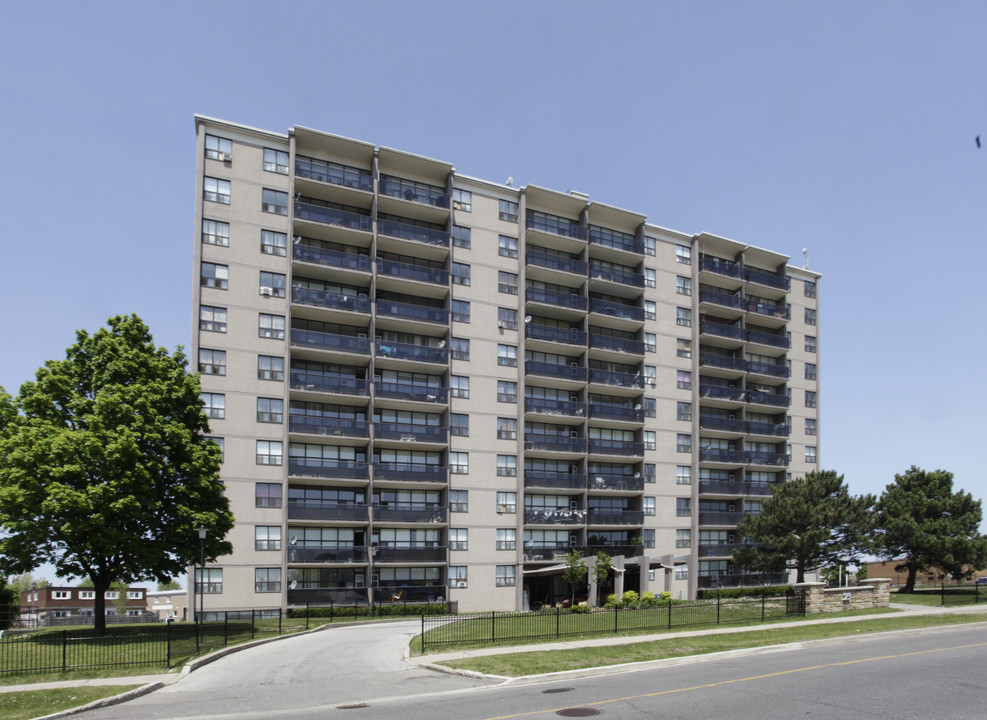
xmin=92 ymin=577 xmax=110 ymax=636
xmin=902 ymin=564 xmax=918 ymax=593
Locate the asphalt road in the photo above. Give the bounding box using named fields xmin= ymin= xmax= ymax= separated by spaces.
xmin=69 ymin=622 xmax=987 ymax=720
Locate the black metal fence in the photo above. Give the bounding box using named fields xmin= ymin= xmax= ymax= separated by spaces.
xmin=420 ymin=593 xmax=805 ymax=652
xmin=287 ymin=599 xmax=452 ymax=622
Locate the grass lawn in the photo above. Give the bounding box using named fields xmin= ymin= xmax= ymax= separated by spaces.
xmin=0 ymin=685 xmax=141 ymax=720
xmin=890 ymin=586 xmax=985 ymax=607
xmin=437 ymin=612 xmax=987 ymax=677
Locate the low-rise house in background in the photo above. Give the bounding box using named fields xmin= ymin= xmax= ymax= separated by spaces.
xmin=145 ymin=589 xmax=188 ymax=621
xmin=19 ymin=586 xmax=152 ymax=627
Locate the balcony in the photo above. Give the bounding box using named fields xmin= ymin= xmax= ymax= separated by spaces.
xmin=526 ymin=250 xmax=588 ymax=276
xmin=589 ymin=335 xmax=645 ymax=355
xmin=289 ymin=415 xmax=369 ymax=438
xmin=700 ymin=353 xmax=747 ymax=373
xmin=375 ymin=340 xmax=448 ymax=365
xmin=377 ymin=218 xmax=449 ymax=248
xmin=376 ymin=300 xmax=448 ymax=325
xmin=745 ymin=421 xmax=789 ymax=437
xmin=589 ymin=264 xmax=645 ymax=288
xmin=290 ymin=372 xmax=369 ymax=396
xmin=697 ymin=543 xmax=748 ymax=558
xmin=524 ymin=471 xmax=586 ymax=490
xmin=699 ymin=448 xmax=746 ymax=464
xmin=700 ymin=256 xmax=743 ymax=279
xmin=378 ymin=177 xmax=449 ymax=209
xmin=589 ymin=369 xmax=644 ymax=389
xmin=698 ymin=511 xmax=748 ymax=525
xmin=295 ymin=158 xmax=373 ymax=192
xmin=588 ymin=439 xmax=644 ymax=457
xmin=698 ymin=481 xmax=747 ymax=495
xmin=373 ymin=422 xmax=448 ymax=444
xmin=375 ymin=258 xmax=449 ymax=286
xmin=747 ymin=360 xmax=789 ymax=378
xmin=696 ymin=572 xmax=789 ymax=590
xmin=747 ymin=391 xmax=789 ymax=408
xmin=747 ymin=300 xmax=790 ymax=320
xmin=288 ymin=545 xmax=370 ymax=564
xmin=372 ymin=505 xmax=447 ymax=523
xmin=291 ymin=330 xmax=371 ymax=355
xmin=745 ymin=268 xmax=790 ymax=291
xmin=589 ymin=404 xmax=644 ymax=423
xmin=525 ymin=324 xmax=587 ymax=346
xmin=526 ymin=212 xmax=587 ymax=240
xmin=288 ymin=459 xmax=369 ymax=480
xmin=373 ymin=381 xmax=447 ymax=404
xmin=747 ymin=452 xmax=789 ymax=467
xmin=373 ymin=463 xmax=448 ymax=484
xmin=525 ymin=287 xmax=588 ymax=311
xmin=587 ymin=509 xmax=644 ymax=525
xmin=585 ymin=544 xmax=643 ymax=558
xmin=372 ymin=546 xmax=447 ymax=563
xmin=588 ymin=229 xmax=644 ymax=255
xmin=746 ymin=329 xmax=789 ymax=349
xmin=293 ymin=245 xmax=372 ymax=272
xmin=295 ymin=202 xmax=373 ymax=233
xmin=700 ymin=321 xmax=745 ymax=341
xmin=524 ymin=434 xmax=587 ymax=453
xmin=292 ymin=288 xmax=372 ymax=314
xmin=699 ymin=385 xmax=747 ymax=402
xmin=524 ymin=508 xmax=586 ymax=525
xmin=524 ymin=397 xmax=586 ymax=417
xmin=286 ymin=503 xmax=370 ymax=522
xmin=287 ymin=587 xmax=369 ymax=606
xmin=588 ymin=475 xmax=644 ymax=492
xmin=699 ymin=288 xmax=744 ymax=309
xmin=523 ymin=544 xmax=576 ymax=561
xmin=590 ymin=299 xmax=644 ymax=322
xmin=748 ymin=483 xmax=778 ymax=496
xmin=698 ymin=416 xmax=745 ymax=433
xmin=526 ymin=361 xmax=588 ymax=383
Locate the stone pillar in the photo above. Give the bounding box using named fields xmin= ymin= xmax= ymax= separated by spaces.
xmin=586 ymin=555 xmax=598 ymax=607
xmin=795 ymin=581 xmax=826 ymax=614
xmin=613 ymin=555 xmax=625 ymax=598
xmin=860 ymin=578 xmax=892 ymax=608
xmin=662 ymin=554 xmax=674 ymax=594
xmin=639 ymin=555 xmax=651 ymax=595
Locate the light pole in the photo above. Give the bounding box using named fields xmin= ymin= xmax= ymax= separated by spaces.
xmin=196 ymin=527 xmax=207 ymax=622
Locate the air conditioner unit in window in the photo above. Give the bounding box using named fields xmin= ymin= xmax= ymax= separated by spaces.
xmin=221 ymin=152 xmax=232 ymax=162
xmin=498 ymin=321 xmax=507 ymax=329
xmin=497 ymin=504 xmax=510 ymax=513
xmin=456 ymin=581 xmax=468 ymax=588
xmin=260 ymin=287 xmax=273 ymax=297
xmin=569 ymin=535 xmax=578 ymax=546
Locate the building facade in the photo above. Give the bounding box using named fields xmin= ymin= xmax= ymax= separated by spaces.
xmin=19 ymin=586 xmax=148 ymax=626
xmin=189 ymin=116 xmax=821 ymax=613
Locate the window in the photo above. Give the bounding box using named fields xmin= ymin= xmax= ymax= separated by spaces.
xmin=451 ymin=262 xmax=471 ymax=286
xmin=677 ymin=401 xmax=692 ymax=421
xmin=643 ymin=497 xmax=656 ymax=516
xmin=53 ymin=590 xmax=71 ymax=599
xmin=195 ymin=568 xmax=223 ymax=594
xmin=499 ymin=199 xmax=518 ymax=222
xmin=497 ymin=417 xmax=517 ymax=440
xmin=450 ymin=413 xmax=469 ymax=437
xmin=805 ymin=363 xmax=817 ymax=381
xmin=676 ymin=565 xmax=689 ymax=580
xmin=255 ymin=568 xmax=281 ymax=593
xmin=805 ymin=335 xmax=816 ymax=353
xmin=198 ymin=349 xmax=226 ymax=375
xmin=104 ymin=591 xmax=120 ymax=600
xmin=449 ymin=566 xmax=468 ymax=588
xmin=449 ymin=452 xmax=469 ymax=475
xmin=452 ymin=300 xmax=470 ymax=323
xmin=79 ymin=590 xmax=95 ymax=600
xmin=255 ymin=526 xmax=282 ymax=551
xmin=805 ymin=446 xmax=817 ymax=463
xmin=677 ymin=434 xmax=692 ymax=453
xmin=644 ymin=529 xmax=656 ymax=549
xmin=449 ymin=375 xmax=469 ymax=399
xmin=497 ymin=344 xmax=517 ymax=367
xmin=644 ymin=431 xmax=656 ymax=451
xmin=498 ymin=308 xmax=517 ymax=330
xmin=452 ymin=225 xmax=471 ymax=249
xmin=677 ymin=370 xmax=692 ymax=390
xmin=645 ymin=398 xmax=656 ymax=418
xmin=199 ymin=305 xmax=227 ymax=333
xmin=644 ymin=268 xmax=657 ymax=288
xmin=256 ymin=483 xmax=282 ymax=507
xmin=496 ymin=528 xmax=517 ymax=550
xmin=644 ymin=365 xmax=656 ymax=387
xmin=676 ymin=465 xmax=692 ymax=484
xmin=498 ymin=235 xmax=518 ymax=258
xmin=676 ymin=244 xmax=692 ymax=264
xmin=261 ymin=230 xmax=287 ymax=256
xmin=208 ymin=437 xmax=224 ymax=462
xmin=201 ymin=262 xmax=229 ymax=290
xmin=644 ymin=333 xmax=657 ymax=353
xmin=452 ymin=189 xmax=472 ymax=212
xmin=263 ymin=148 xmax=289 ymax=174
xmin=496 ymin=565 xmax=516 ymax=587
xmin=645 ymin=463 xmax=657 ymax=483
xmin=805 ymin=308 xmax=816 ymax=326
xmin=497 ymin=492 xmax=517 ymax=513
xmin=677 ymin=276 xmax=692 ymax=295
xmin=805 ymin=418 xmax=817 ymax=436
xmin=257 ymin=398 xmax=283 ymax=423
xmin=644 ymin=236 xmax=657 ymax=256
xmin=498 ymin=271 xmax=518 ymax=295
xmin=644 ymin=300 xmax=656 ymax=321
xmin=677 ymin=338 xmax=692 ymax=358
xmin=804 ymin=280 xmax=816 ymax=298
xmin=449 ymin=489 xmax=468 ymax=513
xmin=201 ymin=393 xmax=225 ymax=419
xmin=259 ymin=271 xmax=286 ymax=298
xmin=205 ymin=134 xmax=233 ymax=161
xmin=497 ymin=381 xmax=517 ymax=403
xmin=258 ymin=355 xmax=284 ymax=381
xmin=202 ymin=219 xmax=230 ymax=246
xmin=450 ymin=337 xmax=469 ymax=361
xmin=256 ymin=440 xmax=283 ymax=465
xmin=497 ymin=454 xmax=517 ymax=477
xmin=203 ymin=177 xmax=230 ymax=204
xmin=676 ymin=498 xmax=692 ymax=516
xmin=449 ymin=528 xmax=468 ymax=551
xmin=676 ymin=307 xmax=692 ymax=327
xmin=262 ymin=188 xmax=288 ymax=215
xmin=259 ymin=314 xmax=285 ymax=339
xmin=805 ymin=390 xmax=817 ymax=408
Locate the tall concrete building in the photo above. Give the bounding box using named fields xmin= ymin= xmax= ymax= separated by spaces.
xmin=190 ymin=115 xmax=820 ymax=614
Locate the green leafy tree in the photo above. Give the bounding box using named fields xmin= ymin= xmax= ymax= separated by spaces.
xmin=0 ymin=315 xmax=234 ymax=634
xmin=157 ymin=580 xmax=182 ymax=592
xmin=561 ymin=551 xmax=587 ymax=604
xmin=874 ymin=466 xmax=987 ymax=592
xmin=110 ymin=580 xmax=129 ymax=616
xmin=734 ymin=470 xmax=875 ymax=583
xmin=593 ymin=551 xmax=612 ymax=605
xmin=77 ymin=577 xmax=95 ymax=588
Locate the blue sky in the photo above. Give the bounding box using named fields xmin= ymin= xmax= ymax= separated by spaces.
xmin=2 ymin=1 xmax=986 ymax=583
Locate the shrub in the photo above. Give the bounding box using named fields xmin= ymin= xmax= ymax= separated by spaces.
xmin=621 ymin=590 xmax=639 ymax=608
xmin=603 ymin=593 xmax=623 ymax=609
xmin=640 ymin=591 xmax=657 ymax=607
xmin=698 ymin=585 xmax=791 ymax=600
xmin=569 ymin=604 xmax=591 ymax=614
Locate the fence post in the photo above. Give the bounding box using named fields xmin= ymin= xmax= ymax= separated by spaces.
xmin=421 ymin=613 xmax=425 ymax=654
xmin=761 ymin=594 xmax=766 ymax=623
xmin=613 ymin=605 xmax=618 ymax=634
xmin=278 ymin=608 xmax=282 ymax=635
xmin=556 ymin=606 xmax=560 ymax=639
xmin=166 ymin=619 xmax=171 ymax=668
xmin=195 ymin=614 xmax=200 ymax=653
xmin=716 ymin=595 xmax=721 ymax=625
xmin=667 ymin=598 xmax=672 ymax=629
xmin=491 ymin=611 xmax=495 ymax=643
xmin=224 ymin=611 xmax=229 ymax=647
xmin=62 ymin=630 xmax=67 ymax=673
xmin=941 ymin=582 xmax=946 ymax=607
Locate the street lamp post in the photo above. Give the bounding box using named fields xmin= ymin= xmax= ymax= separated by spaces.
xmin=196 ymin=527 xmax=207 ymax=623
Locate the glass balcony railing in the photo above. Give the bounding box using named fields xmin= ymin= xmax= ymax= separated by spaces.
xmin=373 ymin=381 xmax=447 ymax=403
xmin=287 ymin=545 xmax=370 ymax=563
xmin=700 ymin=321 xmax=745 ymax=341
xmin=588 ymin=475 xmax=644 ymax=491
xmin=375 ymin=300 xmax=449 ymax=325
xmin=290 ymin=372 xmax=369 ymax=396
xmin=288 ymin=416 xmax=369 ymax=437
xmin=291 ymin=330 xmax=371 ymax=355
xmin=526 ymin=213 xmax=587 ymax=240
xmin=747 ymin=483 xmax=778 ymax=496
xmin=526 ymin=250 xmax=588 ymax=276
xmin=525 ymin=287 xmax=588 ymax=311
xmin=697 ymin=543 xmax=748 ymax=558
xmin=589 ymin=369 xmax=644 ymax=388
xmin=747 ymin=452 xmax=789 ymax=466
xmin=372 ymin=505 xmax=447 ymax=523
xmin=291 ymin=288 xmax=371 ymax=313
xmin=524 ymin=508 xmax=586 ymax=525
xmin=747 ymin=391 xmax=789 ymax=407
xmin=377 ymin=218 xmax=449 ymax=247
xmin=372 ymin=546 xmax=447 ymax=563
xmin=700 ymin=354 xmax=747 ymax=372
xmin=745 ymin=268 xmax=790 ymax=291
xmin=588 ymin=509 xmax=645 ymax=525
xmin=696 ymin=572 xmax=789 ymax=589
xmin=524 ymin=397 xmax=586 ymax=417
xmin=286 ymin=503 xmax=370 ymax=522
xmin=525 ymin=324 xmax=587 ymax=346
xmin=294 ymin=158 xmax=373 ymax=191
xmin=295 ymin=202 xmax=373 ymax=232
xmin=288 ymin=458 xmax=369 ymax=479
xmin=373 ymin=463 xmax=448 ymax=483
xmin=375 ymin=258 xmax=448 ymax=285
xmin=525 ymin=361 xmax=588 ymax=382
xmin=698 ymin=481 xmax=747 ymax=495
xmin=746 ymin=329 xmax=789 ymax=348
xmin=524 ymin=471 xmax=586 ymax=489
xmin=589 ymin=264 xmax=645 ymax=288
xmin=588 ymin=439 xmax=644 ymax=456
xmin=699 ymin=288 xmax=744 ymax=309
xmin=699 ymin=448 xmax=746 ymax=463
xmin=287 ymin=587 xmax=369 ymax=606
xmin=747 ymin=300 xmax=790 ymax=320
xmin=589 ymin=404 xmax=644 ymax=422
xmin=747 ymin=360 xmax=789 ymax=378
xmin=588 ymin=229 xmax=644 ymax=254
xmin=293 ymin=245 xmax=372 ymax=271
xmin=700 ymin=256 xmax=743 ymax=278
xmin=373 ymin=422 xmax=448 ymax=443
xmin=524 ymin=434 xmax=587 ymax=453
xmin=698 ymin=511 xmax=748 ymax=525
xmin=590 ymin=299 xmax=645 ymax=321
xmin=374 ymin=340 xmax=448 ymax=364
xmin=589 ymin=335 xmax=645 ymax=355
xmin=378 ymin=177 xmax=450 ymax=209
xmin=745 ymin=421 xmax=789 ymax=437
xmin=699 ymin=385 xmax=746 ymax=402
xmin=698 ymin=416 xmax=745 ymax=433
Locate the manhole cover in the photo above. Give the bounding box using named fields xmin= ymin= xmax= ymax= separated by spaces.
xmin=556 ymin=709 xmax=600 ymax=717
xmin=542 ymin=688 xmax=575 ymax=694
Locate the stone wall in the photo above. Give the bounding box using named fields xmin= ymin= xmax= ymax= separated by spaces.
xmin=794 ymin=578 xmax=891 ymax=614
